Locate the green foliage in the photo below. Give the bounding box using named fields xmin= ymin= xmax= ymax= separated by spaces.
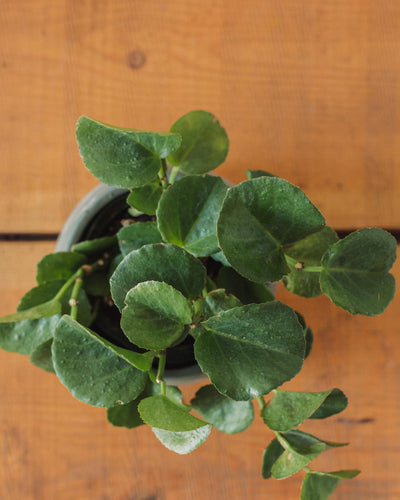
xmin=117 ymin=222 xmax=163 ymax=257
xmin=262 ymin=389 xmax=347 ymax=432
xmin=1 ymin=109 xmax=396 ymax=500
xmin=167 ymin=110 xmax=229 ymax=175
xmin=76 ymin=116 xmax=181 ymax=188
xmin=194 ymin=302 xmax=305 ymax=400
xmin=110 ymin=243 xmax=206 ymax=310
xmin=300 ymin=470 xmax=360 ymax=500
xmin=121 ymin=281 xmax=193 ymax=350
xmin=191 ymin=385 xmax=254 ymax=433
xmin=320 ymin=228 xmax=396 ymax=315
xmin=283 ymin=226 xmax=338 ymax=297
xmin=157 ymin=175 xmax=228 ymax=256
xmin=217 ymin=177 xmax=325 ymax=282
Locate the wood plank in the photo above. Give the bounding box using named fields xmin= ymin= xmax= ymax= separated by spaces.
xmin=0 ymin=241 xmax=399 ymax=499
xmin=1 ymin=1 xmax=400 ymax=232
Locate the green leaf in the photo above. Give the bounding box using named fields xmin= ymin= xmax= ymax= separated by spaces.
xmin=30 ymin=339 xmax=55 ymax=373
xmin=310 ymin=388 xmax=348 ymax=419
xmin=262 ymin=438 xmax=285 ymax=479
xmin=152 ymin=425 xmax=212 ymax=454
xmin=191 ymin=385 xmax=254 ymax=433
xmin=320 ymin=228 xmax=397 ymax=315
xmin=107 ymin=382 xmax=183 ymax=429
xmin=117 ymin=222 xmax=163 ymax=257
xmin=110 ymin=243 xmax=206 ymax=310
xmin=36 ymin=252 xmax=86 ymax=285
xmin=72 ymin=235 xmax=118 ymax=256
xmin=157 ymin=175 xmax=228 ymax=257
xmin=107 ymin=398 xmax=145 ymax=429
xmin=1 ymin=299 xmax=61 ymax=323
xmin=18 ymin=280 xmax=92 ymax=327
xmin=120 ymin=281 xmax=193 ymax=350
xmin=52 ymin=316 xmax=147 ymax=407
xmin=301 ymin=470 xmax=360 ymax=500
xmin=127 ymin=178 xmax=163 ymax=215
xmin=195 ymin=302 xmax=305 ymax=400
xmin=272 ymin=430 xmax=347 ymax=479
xmin=0 ymin=313 xmax=60 ymax=355
xmin=246 ymin=169 xmax=275 ymax=179
xmin=167 ymin=110 xmax=229 ymax=175
xmin=283 ymin=227 xmax=338 ymax=297
xmin=203 ymin=289 xmax=242 ymax=317
xmin=216 ymin=266 xmax=275 ymax=304
xmin=138 ymin=395 xmax=208 ymax=431
xmin=262 ymin=389 xmax=338 ymax=432
xmin=304 ymin=326 xmax=313 ymax=359
xmin=217 ymin=178 xmax=325 ymax=283
xmin=76 ymin=116 xmax=182 ymax=188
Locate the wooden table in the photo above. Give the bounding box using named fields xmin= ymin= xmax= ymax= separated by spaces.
xmin=1 ymin=2 xmax=399 ymax=499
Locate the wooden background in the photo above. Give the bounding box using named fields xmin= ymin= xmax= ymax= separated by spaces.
xmin=0 ymin=1 xmax=399 ymax=499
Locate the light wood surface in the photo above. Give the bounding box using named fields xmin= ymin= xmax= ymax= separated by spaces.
xmin=1 ymin=0 xmax=400 ymax=232
xmin=1 ymin=1 xmax=399 ymax=499
xmin=0 ymin=243 xmax=399 ymax=500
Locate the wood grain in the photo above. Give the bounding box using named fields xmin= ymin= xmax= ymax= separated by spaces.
xmin=1 ymin=0 xmax=400 ymax=232
xmin=0 ymin=242 xmax=398 ymax=500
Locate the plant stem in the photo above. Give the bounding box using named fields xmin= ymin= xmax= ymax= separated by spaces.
xmin=69 ymin=268 xmax=84 ymax=320
xmin=158 ymin=159 xmax=169 ymax=190
xmin=284 ymin=254 xmax=322 ymax=273
xmin=54 ymin=268 xmax=82 ymax=302
xmin=256 ymin=395 xmax=266 ymax=410
xmin=156 ymin=351 xmax=167 ymax=396
xmin=169 ymin=166 xmax=180 ymax=184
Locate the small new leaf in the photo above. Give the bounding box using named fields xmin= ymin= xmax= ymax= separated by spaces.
xmin=167 ymin=110 xmax=229 ymax=175
xmin=120 ymin=281 xmax=193 ymax=350
xmin=117 ymin=222 xmax=163 ymax=257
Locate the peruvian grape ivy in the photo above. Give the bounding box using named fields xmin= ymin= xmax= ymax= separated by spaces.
xmin=0 ymin=110 xmax=396 ymax=499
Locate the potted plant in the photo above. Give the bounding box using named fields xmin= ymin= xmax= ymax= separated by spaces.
xmin=0 ymin=110 xmax=396 ymax=499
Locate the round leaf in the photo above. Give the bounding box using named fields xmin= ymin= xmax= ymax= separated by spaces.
xmin=52 ymin=316 xmax=147 ymax=407
xmin=127 ymin=179 xmax=163 ymax=215
xmin=36 ymin=252 xmax=86 ymax=285
xmin=157 ymin=175 xmax=228 ymax=256
xmin=301 ymin=470 xmax=360 ymax=500
xmin=217 ymin=178 xmax=325 ymax=283
xmin=76 ymin=116 xmax=182 ymax=188
xmin=110 ymin=243 xmax=206 ymax=310
xmin=138 ymin=395 xmax=208 ymax=431
xmin=117 ymin=222 xmax=163 ymax=257
xmin=152 ymin=425 xmax=212 ymax=455
xmin=320 ymin=228 xmax=397 ymax=315
xmin=191 ymin=384 xmax=254 ymax=433
xmin=167 ymin=110 xmax=229 ymax=175
xmin=121 ymin=281 xmax=193 ymax=350
xmin=107 ymin=398 xmax=145 ymax=429
xmin=195 ymin=302 xmax=305 ymax=400
xmin=262 ymin=389 xmax=335 ymax=432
